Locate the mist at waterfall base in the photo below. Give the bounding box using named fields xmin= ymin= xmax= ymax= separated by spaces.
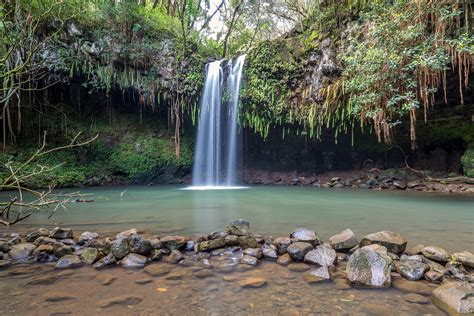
xmin=185 ymin=55 xmax=247 ymax=191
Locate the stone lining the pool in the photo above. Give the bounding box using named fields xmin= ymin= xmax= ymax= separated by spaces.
xmin=0 ymin=220 xmax=473 ymax=314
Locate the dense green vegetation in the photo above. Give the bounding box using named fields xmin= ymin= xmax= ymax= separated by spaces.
xmin=1 ymin=0 xmax=473 ymax=187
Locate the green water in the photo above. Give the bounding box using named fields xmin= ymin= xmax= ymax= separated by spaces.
xmin=3 ymin=185 xmax=473 ymax=252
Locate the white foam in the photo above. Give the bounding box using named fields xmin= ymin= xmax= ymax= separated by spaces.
xmin=181 ymin=186 xmax=248 ymax=191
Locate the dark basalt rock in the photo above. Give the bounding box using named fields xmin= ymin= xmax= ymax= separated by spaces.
xmin=287 ymin=242 xmax=313 ymax=262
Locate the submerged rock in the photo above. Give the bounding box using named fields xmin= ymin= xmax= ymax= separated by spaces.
xmin=329 ymin=229 xmax=358 ymax=250
xmin=55 ymin=254 xmax=82 ymax=268
xmin=359 ymin=231 xmax=407 ymax=254
xmin=422 ymin=246 xmax=450 ymax=262
xmin=226 ymin=219 xmax=250 ymax=236
xmin=144 ymin=264 xmax=172 ymax=276
xmin=238 ymin=277 xmax=267 ymax=288
xmin=397 ymin=259 xmax=429 ymax=281
xmin=290 ymin=228 xmax=321 ymax=246
xmin=49 ymin=227 xmax=73 ymax=239
xmin=346 ymin=245 xmax=392 ymax=287
xmin=120 ymin=253 xmax=147 ymax=268
xmin=287 ymin=242 xmax=313 ymax=262
xmin=432 ymin=282 xmax=474 ymax=315
xmin=453 ymin=251 xmax=474 ymax=269
xmin=304 ymin=266 xmax=331 ymax=284
xmin=304 ymin=243 xmax=336 ymax=266
xmin=97 ymin=295 xmax=143 ymax=308
xmin=277 ymin=254 xmax=292 ymax=266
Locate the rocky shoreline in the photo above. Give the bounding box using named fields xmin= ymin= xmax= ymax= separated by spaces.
xmin=1 ymin=220 xmax=473 ymax=314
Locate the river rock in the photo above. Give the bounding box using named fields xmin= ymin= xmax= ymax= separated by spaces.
xmin=120 ymin=253 xmax=147 ymax=268
xmin=240 ymin=255 xmax=258 ymax=266
xmin=446 ymin=262 xmax=469 ymax=281
xmin=149 ymin=249 xmax=163 ymax=261
xmin=238 ymin=236 xmax=260 ymax=249
xmin=81 ymin=247 xmax=99 ymax=264
xmin=432 ymin=282 xmax=474 ymax=315
xmin=32 ymin=245 xmax=53 ymax=262
xmin=49 ymin=227 xmax=73 ymax=239
xmin=243 ymin=248 xmax=263 ymax=259
xmin=115 ymin=228 xmax=137 ymax=239
xmin=346 ymin=245 xmax=392 ymax=287
xmin=290 ymin=228 xmax=321 ymax=246
xmin=196 ymin=238 xmax=226 ymax=252
xmin=262 ymin=244 xmax=278 ymax=260
xmin=422 ymin=246 xmax=450 ymax=262
xmin=55 ymin=254 xmax=82 ymax=268
xmin=144 ymin=264 xmax=172 ymax=276
xmin=329 ymin=229 xmax=358 ymax=250
xmin=359 ymin=231 xmax=407 ymax=254
xmin=287 ymin=242 xmax=313 ymax=262
xmin=111 ymin=237 xmax=129 ymax=259
xmin=34 ymin=236 xmax=56 ymax=246
xmin=304 ymin=243 xmax=336 ymax=266
xmin=405 ymin=244 xmax=425 ymax=256
xmin=9 ymin=243 xmax=36 ymax=261
xmin=238 ymin=277 xmax=267 ymax=288
xmin=397 ymin=259 xmax=429 ymax=281
xmin=93 ymin=253 xmax=116 ymax=269
xmin=129 ymin=234 xmax=152 ymax=255
xmin=277 ymin=254 xmax=292 ymax=266
xmin=208 ymin=231 xmax=227 ymax=239
xmin=160 ymin=236 xmax=188 ymax=250
xmin=54 ymin=245 xmax=74 ymax=258
xmin=26 ymin=228 xmax=49 ymax=242
xmin=212 ymin=258 xmax=239 ymax=273
xmin=0 ymin=240 xmax=10 ymax=252
xmin=226 ymin=219 xmax=250 ymax=236
xmin=224 ymin=235 xmax=239 ymax=246
xmin=167 ymin=250 xmax=183 ymax=263
xmin=97 ymin=295 xmax=143 ymax=308
xmin=148 ymin=236 xmax=161 ymax=249
xmin=304 ymin=266 xmax=331 ymax=284
xmin=425 ymin=270 xmax=444 ymax=283
xmin=453 ymin=251 xmax=474 ymax=269
xmin=78 ymin=231 xmax=99 ymax=245
xmin=273 ymin=237 xmax=292 ymax=255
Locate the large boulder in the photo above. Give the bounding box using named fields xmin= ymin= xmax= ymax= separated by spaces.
xmin=129 ymin=234 xmax=152 ymax=255
xmin=287 ymin=242 xmax=313 ymax=262
xmin=196 ymin=238 xmax=226 ymax=252
xmin=453 ymin=251 xmax=474 ymax=269
xmin=304 ymin=244 xmax=336 ymax=266
xmin=346 ymin=245 xmax=392 ymax=287
xmin=359 ymin=231 xmax=407 ymax=254
xmin=329 ymin=229 xmax=358 ymax=250
xmin=422 ymin=246 xmax=450 ymax=262
xmin=432 ymin=282 xmax=474 ymax=315
xmin=111 ymin=238 xmax=130 ymax=259
xmin=290 ymin=228 xmax=321 ymax=246
xmin=226 ymin=219 xmax=250 ymax=236
xmin=397 ymin=259 xmax=429 ymax=281
xmin=9 ymin=243 xmax=37 ymax=261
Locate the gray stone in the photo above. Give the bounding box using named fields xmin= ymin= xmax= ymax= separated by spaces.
xmin=273 ymin=237 xmax=292 ymax=255
xmin=111 ymin=237 xmax=129 ymax=259
xmin=329 ymin=229 xmax=358 ymax=250
xmin=115 ymin=228 xmax=137 ymax=239
xmin=148 ymin=236 xmax=161 ymax=249
xmin=81 ymin=247 xmax=99 ymax=264
xmin=262 ymin=244 xmax=278 ymax=260
xmin=224 ymin=235 xmax=239 ymax=246
xmin=226 ymin=219 xmax=250 ymax=236
xmin=93 ymin=253 xmax=117 ymax=269
xmin=422 ymin=246 xmax=450 ymax=262
xmin=167 ymin=250 xmax=184 ymax=263
xmin=243 ymin=248 xmax=263 ymax=259
xmin=129 ymin=234 xmax=152 ymax=255
xmin=432 ymin=282 xmax=474 ymax=315
xmin=212 ymin=258 xmax=239 ymax=273
xmin=304 ymin=266 xmax=331 ymax=284
xmin=359 ymin=231 xmax=407 ymax=254
xmin=54 ymin=245 xmax=74 ymax=258
xmin=26 ymin=228 xmax=49 ymax=242
xmin=346 ymin=245 xmax=392 ymax=287
xmin=208 ymin=231 xmax=227 ymax=239
xmin=453 ymin=251 xmax=474 ymax=269
xmin=287 ymin=242 xmax=313 ymax=262
xmin=120 ymin=253 xmax=147 ymax=268
xmin=425 ymin=270 xmax=444 ymax=283
xmin=397 ymin=259 xmax=429 ymax=281
xmin=78 ymin=231 xmax=99 ymax=245
xmin=237 ymin=236 xmax=260 ymax=249
xmin=160 ymin=236 xmax=187 ymax=250
xmin=9 ymin=243 xmax=36 ymax=261
xmin=55 ymin=254 xmax=82 ymax=268
xmin=49 ymin=227 xmax=73 ymax=239
xmin=304 ymin=243 xmax=336 ymax=266
xmin=277 ymin=253 xmax=292 ymax=266
xmin=290 ymin=228 xmax=321 ymax=246
xmin=196 ymin=238 xmax=226 ymax=252
xmin=34 ymin=236 xmax=56 ymax=246
xmin=240 ymin=255 xmax=258 ymax=266
xmin=405 ymin=244 xmax=425 ymax=256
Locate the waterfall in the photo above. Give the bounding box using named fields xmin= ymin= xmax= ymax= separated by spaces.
xmin=191 ymin=55 xmax=246 ymax=188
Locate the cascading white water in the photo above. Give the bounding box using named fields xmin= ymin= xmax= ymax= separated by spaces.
xmin=190 ymin=55 xmax=246 ymax=189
